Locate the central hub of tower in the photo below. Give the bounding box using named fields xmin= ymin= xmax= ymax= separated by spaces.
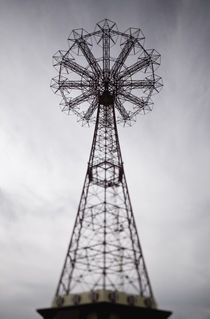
xmin=99 ymin=90 xmax=114 ymax=106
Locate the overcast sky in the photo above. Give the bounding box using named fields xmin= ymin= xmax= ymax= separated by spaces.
xmin=0 ymin=0 xmax=210 ymax=318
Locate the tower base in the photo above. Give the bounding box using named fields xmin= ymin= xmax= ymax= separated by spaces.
xmin=37 ymin=302 xmax=172 ymax=319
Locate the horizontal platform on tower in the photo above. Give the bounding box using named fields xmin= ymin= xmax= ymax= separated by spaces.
xmin=51 ymin=290 xmax=157 ymax=309
xmin=37 ymin=301 xmax=172 ymax=319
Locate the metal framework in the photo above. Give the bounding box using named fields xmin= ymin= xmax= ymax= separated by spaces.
xmin=51 ymin=19 xmax=162 ymax=303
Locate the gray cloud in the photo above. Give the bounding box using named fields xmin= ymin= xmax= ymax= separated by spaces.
xmin=0 ymin=0 xmax=210 ymax=318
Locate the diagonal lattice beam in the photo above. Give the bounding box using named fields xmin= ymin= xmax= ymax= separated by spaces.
xmin=115 ymin=98 xmax=131 ymax=121
xmin=75 ymin=38 xmax=102 ymax=77
xmin=111 ymin=37 xmax=138 ymax=78
xmin=120 ymin=91 xmax=145 ymax=110
xmin=62 ymin=57 xmax=94 ymax=80
xmin=83 ymin=98 xmax=99 ymax=121
xmin=118 ymin=56 xmax=151 ymax=79
xmin=64 ymin=92 xmax=93 ymax=110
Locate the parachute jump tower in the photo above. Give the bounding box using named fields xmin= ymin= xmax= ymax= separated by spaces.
xmin=37 ymin=19 xmax=171 ymax=319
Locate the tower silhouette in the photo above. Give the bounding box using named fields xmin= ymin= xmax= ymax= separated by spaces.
xmin=37 ymin=19 xmax=171 ymax=319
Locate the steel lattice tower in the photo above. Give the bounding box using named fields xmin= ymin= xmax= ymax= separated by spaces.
xmin=38 ymin=19 xmax=171 ymax=319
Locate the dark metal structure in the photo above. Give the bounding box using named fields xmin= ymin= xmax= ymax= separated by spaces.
xmin=38 ymin=19 xmax=171 ymax=319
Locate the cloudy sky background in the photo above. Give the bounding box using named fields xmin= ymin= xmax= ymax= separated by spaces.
xmin=0 ymin=0 xmax=209 ymax=318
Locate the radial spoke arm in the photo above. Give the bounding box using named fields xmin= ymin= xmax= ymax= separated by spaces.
xmin=62 ymin=57 xmax=94 ymax=80
xmin=76 ymin=38 xmax=102 ymax=77
xmin=111 ymin=37 xmax=138 ymax=77
xmin=118 ymin=56 xmax=151 ymax=79
xmin=83 ymin=98 xmax=98 ymax=121
xmin=115 ymin=98 xmax=130 ymax=121
xmin=59 ymin=80 xmax=91 ymax=90
xmin=51 ymin=77 xmax=91 ymax=94
xmin=102 ymin=30 xmax=110 ymax=81
xmin=120 ymin=79 xmax=155 ymax=90
xmin=67 ymin=92 xmax=93 ymax=109
xmin=120 ymin=92 xmax=145 ymax=109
